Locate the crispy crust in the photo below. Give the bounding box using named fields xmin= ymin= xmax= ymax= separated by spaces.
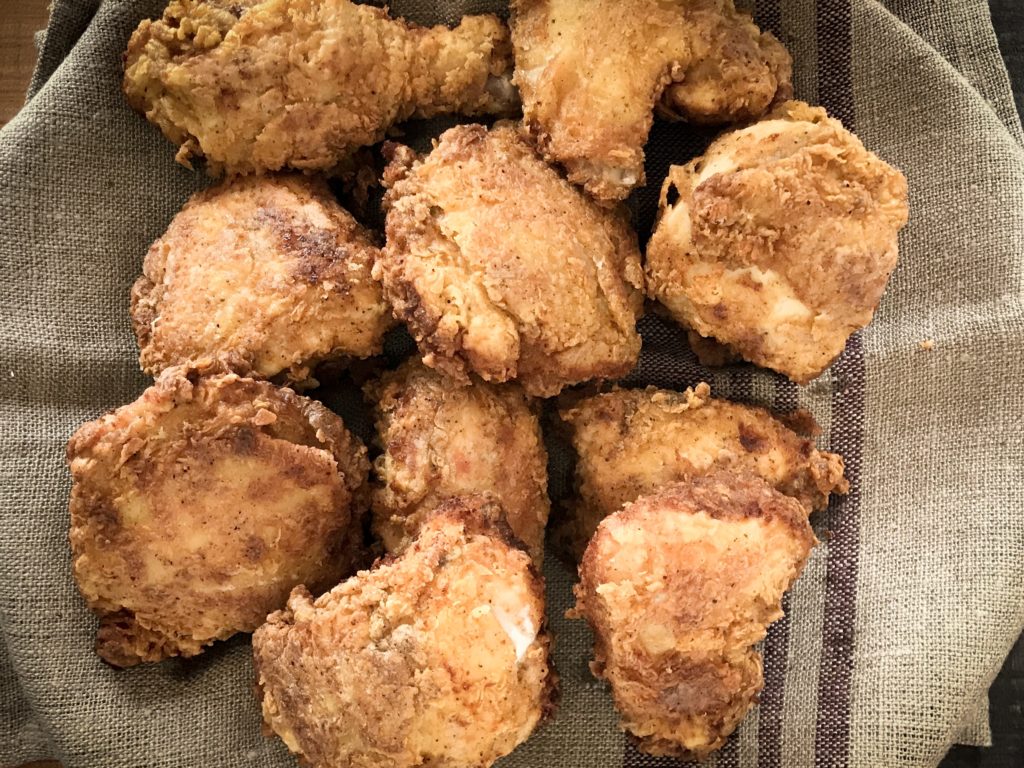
xmin=574 ymin=474 xmax=816 ymax=759
xmin=555 ymin=382 xmax=846 ymax=558
xmin=130 ymin=175 xmax=393 ymax=386
xmin=123 ymin=0 xmax=517 ymax=174
xmin=377 ymin=123 xmax=644 ymax=397
xmin=646 ymin=100 xmax=910 ymax=382
xmin=365 ymin=359 xmax=549 ymax=563
xmin=66 ymin=360 xmax=370 ymax=667
xmin=253 ymin=495 xmax=557 ymax=768
xmin=511 ymin=0 xmax=792 ymax=202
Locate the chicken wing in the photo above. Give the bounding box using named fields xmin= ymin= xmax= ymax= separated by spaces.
xmin=123 ymin=0 xmax=516 ymax=174
xmin=556 ymin=382 xmax=845 ymax=557
xmin=366 ymin=360 xmax=549 ymax=562
xmin=646 ymin=101 xmax=909 ymax=382
xmin=511 ymin=0 xmax=792 ymax=202
xmin=66 ymin=361 xmax=369 ymax=667
xmin=131 ymin=175 xmax=393 ymax=386
xmin=377 ymin=123 xmax=644 ymax=397
xmin=573 ymin=473 xmax=816 ymax=758
xmin=253 ymin=495 xmax=556 ymax=768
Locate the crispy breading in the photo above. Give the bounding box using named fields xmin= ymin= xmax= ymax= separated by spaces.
xmin=66 ymin=361 xmax=369 ymax=667
xmin=556 ymin=382 xmax=846 ymax=558
xmin=253 ymin=496 xmax=557 ymax=768
xmin=646 ymin=101 xmax=909 ymax=382
xmin=130 ymin=175 xmax=393 ymax=386
xmin=573 ymin=474 xmax=816 ymax=758
xmin=366 ymin=360 xmax=549 ymax=562
xmin=123 ymin=0 xmax=517 ymax=174
xmin=377 ymin=123 xmax=644 ymax=397
xmin=511 ymin=0 xmax=792 ymax=202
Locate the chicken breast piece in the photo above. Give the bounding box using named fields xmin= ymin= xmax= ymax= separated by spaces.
xmin=66 ymin=361 xmax=369 ymax=667
xmin=123 ymin=0 xmax=516 ymax=174
xmin=646 ymin=101 xmax=910 ymax=382
xmin=253 ymin=495 xmax=557 ymax=768
xmin=573 ymin=474 xmax=816 ymax=759
xmin=377 ymin=123 xmax=644 ymax=398
xmin=131 ymin=175 xmax=393 ymax=386
xmin=556 ymin=382 xmax=846 ymax=557
xmin=366 ymin=360 xmax=549 ymax=562
xmin=511 ymin=0 xmax=792 ymax=202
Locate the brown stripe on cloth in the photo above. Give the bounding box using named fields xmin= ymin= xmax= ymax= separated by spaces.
xmin=813 ymin=0 xmax=863 ymax=764
xmin=757 ymin=375 xmax=800 ymax=768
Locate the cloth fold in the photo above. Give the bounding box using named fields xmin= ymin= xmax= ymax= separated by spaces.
xmin=1 ymin=1 xmax=1021 ymax=766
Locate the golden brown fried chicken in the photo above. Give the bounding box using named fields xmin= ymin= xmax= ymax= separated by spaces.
xmin=573 ymin=474 xmax=816 ymax=759
xmin=253 ymin=495 xmax=556 ymax=768
xmin=511 ymin=0 xmax=792 ymax=202
xmin=123 ymin=0 xmax=516 ymax=174
xmin=130 ymin=175 xmax=393 ymax=386
xmin=646 ymin=101 xmax=910 ymax=382
xmin=66 ymin=361 xmax=369 ymax=667
xmin=377 ymin=123 xmax=644 ymax=397
xmin=556 ymin=382 xmax=845 ymax=558
xmin=366 ymin=360 xmax=549 ymax=562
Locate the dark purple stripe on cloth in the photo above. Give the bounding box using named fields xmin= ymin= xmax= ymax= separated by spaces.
xmin=755 ymin=0 xmax=784 ymax=41
xmin=757 ymin=372 xmax=800 ymax=767
xmin=813 ymin=345 xmax=864 ymax=768
xmin=813 ymin=0 xmax=863 ymax=763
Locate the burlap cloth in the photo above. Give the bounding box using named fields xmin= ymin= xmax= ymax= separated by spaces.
xmin=1 ymin=0 xmax=1022 ymax=766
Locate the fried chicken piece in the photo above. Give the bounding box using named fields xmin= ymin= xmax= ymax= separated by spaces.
xmin=377 ymin=123 xmax=644 ymax=397
xmin=366 ymin=360 xmax=549 ymax=562
xmin=573 ymin=473 xmax=816 ymax=758
xmin=511 ymin=0 xmax=792 ymax=202
xmin=646 ymin=101 xmax=910 ymax=382
xmin=253 ymin=496 xmax=556 ymax=768
xmin=66 ymin=361 xmax=369 ymax=667
xmin=130 ymin=175 xmax=393 ymax=386
xmin=123 ymin=0 xmax=516 ymax=174
xmin=556 ymin=382 xmax=846 ymax=558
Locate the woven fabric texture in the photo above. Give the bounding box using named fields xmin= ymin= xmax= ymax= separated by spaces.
xmin=1 ymin=1 xmax=1022 ymax=766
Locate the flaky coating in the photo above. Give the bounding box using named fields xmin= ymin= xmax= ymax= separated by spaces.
xmin=556 ymin=382 xmax=846 ymax=557
xmin=365 ymin=359 xmax=549 ymax=562
xmin=511 ymin=0 xmax=792 ymax=202
xmin=253 ymin=496 xmax=557 ymax=768
xmin=66 ymin=361 xmax=369 ymax=667
xmin=377 ymin=123 xmax=644 ymax=398
xmin=123 ymin=0 xmax=516 ymax=174
xmin=130 ymin=175 xmax=393 ymax=386
xmin=573 ymin=474 xmax=816 ymax=759
xmin=646 ymin=101 xmax=910 ymax=382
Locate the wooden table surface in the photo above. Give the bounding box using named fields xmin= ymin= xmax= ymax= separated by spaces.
xmin=0 ymin=0 xmax=50 ymax=129
xmin=0 ymin=1 xmax=1020 ymax=767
